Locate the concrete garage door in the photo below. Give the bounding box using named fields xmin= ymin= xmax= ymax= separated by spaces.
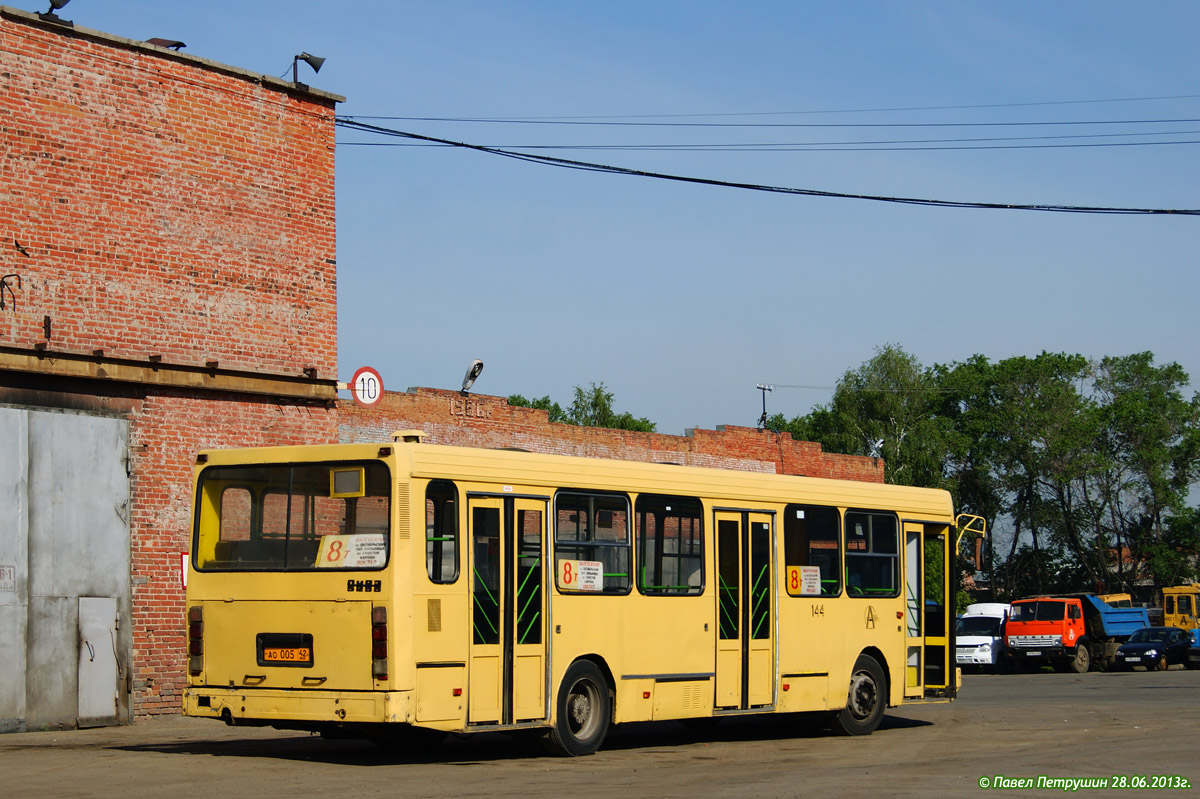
xmin=0 ymin=407 xmax=131 ymax=731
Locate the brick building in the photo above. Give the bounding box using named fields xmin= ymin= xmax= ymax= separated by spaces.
xmin=0 ymin=7 xmax=342 ymax=729
xmin=0 ymin=7 xmax=879 ymax=730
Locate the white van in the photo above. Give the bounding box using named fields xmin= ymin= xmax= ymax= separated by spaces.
xmin=955 ymin=603 xmax=1011 ymax=672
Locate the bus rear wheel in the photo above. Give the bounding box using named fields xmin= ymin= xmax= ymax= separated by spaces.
xmin=543 ymin=660 xmax=611 ymax=756
xmin=831 ymin=654 xmax=886 ymax=736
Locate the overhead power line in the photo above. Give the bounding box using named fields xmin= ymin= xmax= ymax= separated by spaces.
xmin=348 ymin=93 xmax=1200 ymax=121
xmin=339 ymin=130 xmax=1200 ymax=153
xmin=343 ymin=115 xmax=1200 ymax=130
xmin=334 ymin=118 xmax=1200 ymax=216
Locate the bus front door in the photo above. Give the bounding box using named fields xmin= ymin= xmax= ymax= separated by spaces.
xmin=714 ymin=510 xmax=775 ymax=710
xmin=467 ymin=495 xmax=548 ymax=726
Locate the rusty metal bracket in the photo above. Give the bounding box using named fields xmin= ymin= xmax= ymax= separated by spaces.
xmin=0 ymin=274 xmax=20 ymax=311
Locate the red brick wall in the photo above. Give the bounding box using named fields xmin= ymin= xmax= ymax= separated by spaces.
xmin=128 ymin=394 xmax=336 ymax=714
xmin=1 ymin=10 xmax=339 ymax=377
xmin=339 ymin=388 xmax=884 ymax=482
xmin=0 ymin=10 xmax=342 ymax=717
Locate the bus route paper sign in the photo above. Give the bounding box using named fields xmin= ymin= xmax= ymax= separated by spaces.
xmin=316 ymin=534 xmax=387 ymax=568
xmin=559 ymin=559 xmax=604 ymax=592
xmin=787 ymin=565 xmax=822 ymax=596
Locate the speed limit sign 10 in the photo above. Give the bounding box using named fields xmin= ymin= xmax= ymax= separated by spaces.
xmin=350 ymin=366 xmax=384 ymax=408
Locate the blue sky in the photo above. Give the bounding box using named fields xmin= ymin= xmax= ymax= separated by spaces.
xmin=63 ymin=1 xmax=1199 ymax=437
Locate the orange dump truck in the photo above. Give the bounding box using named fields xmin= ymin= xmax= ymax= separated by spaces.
xmin=1003 ymin=594 xmax=1149 ymax=673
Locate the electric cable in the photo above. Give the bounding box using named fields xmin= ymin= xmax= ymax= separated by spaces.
xmin=334 ymin=118 xmax=1200 ymax=216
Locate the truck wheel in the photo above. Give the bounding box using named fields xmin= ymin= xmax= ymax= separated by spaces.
xmin=831 ymin=654 xmax=887 ymax=736
xmin=1185 ymin=659 xmax=1199 ymax=671
xmin=542 ymin=660 xmax=611 ymax=756
xmin=1070 ymin=647 xmax=1090 ymax=674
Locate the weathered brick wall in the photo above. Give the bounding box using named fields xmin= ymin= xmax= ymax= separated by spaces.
xmin=339 ymin=388 xmax=884 ymax=482
xmin=1 ymin=9 xmax=339 ymax=377
xmin=0 ymin=9 xmax=342 ymax=717
xmin=128 ymin=393 xmax=336 ymax=714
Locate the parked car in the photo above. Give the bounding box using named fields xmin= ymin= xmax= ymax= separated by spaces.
xmin=955 ymin=603 xmax=1011 ymax=672
xmin=1113 ymin=626 xmax=1191 ymax=671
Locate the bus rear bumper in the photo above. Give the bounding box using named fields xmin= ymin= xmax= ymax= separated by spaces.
xmin=183 ymin=687 xmax=412 ymax=727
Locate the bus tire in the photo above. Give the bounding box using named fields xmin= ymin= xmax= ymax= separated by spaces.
xmin=543 ymin=659 xmax=611 ymax=756
xmin=830 ymin=654 xmax=886 ymax=736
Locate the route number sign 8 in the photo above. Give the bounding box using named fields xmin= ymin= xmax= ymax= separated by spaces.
xmin=351 ymin=366 xmax=383 ymax=408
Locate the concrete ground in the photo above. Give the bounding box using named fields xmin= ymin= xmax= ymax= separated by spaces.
xmin=2 ymin=666 xmax=1196 ymax=798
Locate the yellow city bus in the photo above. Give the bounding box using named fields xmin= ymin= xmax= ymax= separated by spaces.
xmin=1162 ymin=585 xmax=1199 ymax=636
xmin=182 ymin=432 xmax=975 ymax=755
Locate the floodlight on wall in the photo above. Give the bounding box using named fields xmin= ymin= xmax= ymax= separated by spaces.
xmin=146 ymin=38 xmax=187 ymax=51
xmin=292 ymin=52 xmax=325 ymax=87
xmin=38 ymin=0 xmax=73 ymax=25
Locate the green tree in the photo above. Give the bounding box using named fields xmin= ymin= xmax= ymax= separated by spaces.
xmin=779 ymin=346 xmax=1199 ymax=599
xmin=510 ymin=382 xmax=656 ymax=432
xmin=1091 ymin=353 xmax=1200 ymax=592
xmin=775 ymin=344 xmax=950 ymax=488
xmin=506 ymin=393 xmax=568 ymax=423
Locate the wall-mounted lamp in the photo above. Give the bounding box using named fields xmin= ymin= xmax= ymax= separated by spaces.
xmin=146 ymin=38 xmax=187 ymax=51
xmin=38 ymin=0 xmax=72 ymax=25
xmin=292 ymin=52 xmax=325 ymax=87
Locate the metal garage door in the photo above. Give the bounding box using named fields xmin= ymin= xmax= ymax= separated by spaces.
xmin=0 ymin=407 xmax=131 ymax=731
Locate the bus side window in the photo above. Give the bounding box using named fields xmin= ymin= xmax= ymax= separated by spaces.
xmin=844 ymin=510 xmax=899 ymax=597
xmin=783 ymin=504 xmax=841 ymax=597
xmin=426 ymin=480 xmax=459 ymax=583
xmin=554 ymin=491 xmax=631 ymax=594
xmin=635 ymin=494 xmax=703 ymax=596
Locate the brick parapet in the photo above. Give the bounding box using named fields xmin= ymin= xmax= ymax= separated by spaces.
xmin=339 ymin=387 xmax=883 ymax=482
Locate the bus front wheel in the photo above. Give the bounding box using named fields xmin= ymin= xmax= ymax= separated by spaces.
xmin=831 ymin=654 xmax=887 ymax=736
xmin=543 ymin=660 xmax=611 ymax=756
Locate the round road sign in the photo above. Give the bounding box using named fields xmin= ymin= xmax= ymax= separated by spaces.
xmin=350 ymin=366 xmax=384 ymax=408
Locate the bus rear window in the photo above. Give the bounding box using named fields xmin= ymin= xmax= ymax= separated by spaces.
xmin=194 ymin=462 xmax=390 ymax=571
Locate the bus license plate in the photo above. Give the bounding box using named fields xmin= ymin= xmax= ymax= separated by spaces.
xmin=263 ymin=647 xmax=311 ymax=664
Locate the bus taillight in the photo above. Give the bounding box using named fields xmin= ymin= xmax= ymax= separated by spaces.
xmin=187 ymin=606 xmax=203 ymax=676
xmin=371 ymin=606 xmax=387 ymax=679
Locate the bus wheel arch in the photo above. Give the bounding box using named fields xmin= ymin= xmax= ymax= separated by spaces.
xmin=831 ymin=652 xmax=888 ymax=736
xmin=543 ymin=657 xmax=613 ymax=756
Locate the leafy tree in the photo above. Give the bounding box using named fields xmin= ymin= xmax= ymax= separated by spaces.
xmin=780 ymin=345 xmax=1200 ymax=599
xmin=1090 ymin=353 xmax=1200 ymax=592
xmin=510 ymin=382 xmax=656 ymax=432
xmin=507 ymin=394 xmax=568 ymax=423
xmin=775 ymin=344 xmax=950 ymax=487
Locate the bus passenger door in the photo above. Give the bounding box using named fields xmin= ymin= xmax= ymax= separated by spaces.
xmin=714 ymin=510 xmax=775 ymax=710
xmin=468 ymin=496 xmax=548 ymax=726
xmin=923 ymin=524 xmax=951 ymax=695
xmin=903 ymin=522 xmax=924 ymax=699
